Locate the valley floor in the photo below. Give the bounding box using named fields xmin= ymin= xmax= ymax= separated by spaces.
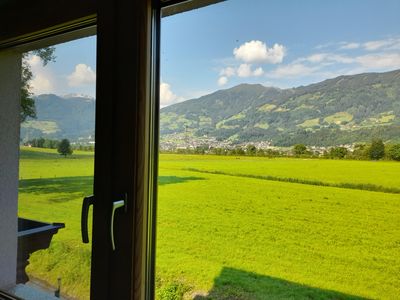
xmin=18 ymin=148 xmax=400 ymax=299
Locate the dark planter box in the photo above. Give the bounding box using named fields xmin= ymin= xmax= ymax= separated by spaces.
xmin=17 ymin=218 xmax=65 ymax=284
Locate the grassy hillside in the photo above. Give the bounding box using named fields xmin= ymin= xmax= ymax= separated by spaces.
xmin=18 ymin=148 xmax=400 ymax=299
xmin=161 ymin=69 xmax=400 ymax=146
xmin=20 ymin=94 xmax=95 ymax=142
xmin=20 ymin=70 xmax=400 ymax=146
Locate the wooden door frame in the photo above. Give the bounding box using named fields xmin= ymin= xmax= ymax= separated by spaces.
xmin=93 ymin=0 xmax=158 ymax=298
xmin=94 ymin=1 xmax=223 ymax=298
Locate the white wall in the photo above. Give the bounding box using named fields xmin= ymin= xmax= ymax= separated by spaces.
xmin=0 ymin=51 xmax=21 ymax=289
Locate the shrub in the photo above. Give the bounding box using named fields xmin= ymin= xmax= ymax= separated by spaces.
xmin=368 ymin=139 xmax=385 ymax=160
xmin=387 ymin=144 xmax=400 ymax=161
xmin=57 ymin=139 xmax=73 ymax=157
xmin=293 ymin=144 xmax=307 ymax=155
xmin=328 ymin=147 xmax=348 ymax=159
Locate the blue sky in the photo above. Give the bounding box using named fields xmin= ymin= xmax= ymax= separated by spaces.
xmin=29 ymin=0 xmax=400 ymax=106
xmin=28 ymin=36 xmax=96 ymax=97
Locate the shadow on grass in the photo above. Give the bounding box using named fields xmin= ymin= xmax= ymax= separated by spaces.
xmin=158 ymin=176 xmax=205 ymax=186
xmin=19 ymin=176 xmax=93 ymax=202
xmin=19 ymin=175 xmax=203 ymax=201
xmin=194 ymin=267 xmax=368 ymax=300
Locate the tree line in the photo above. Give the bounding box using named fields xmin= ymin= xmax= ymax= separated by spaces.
xmin=24 ymin=138 xmax=95 ymax=157
xmin=26 ymin=137 xmax=400 ymax=161
xmin=317 ymin=139 xmax=399 ymax=161
xmin=163 ymin=139 xmax=400 ymax=161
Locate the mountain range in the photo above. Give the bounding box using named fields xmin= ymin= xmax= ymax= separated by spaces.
xmin=21 ymin=94 xmax=95 ymax=142
xmin=161 ymin=69 xmax=400 ymax=146
xmin=21 ymin=69 xmax=400 ymax=146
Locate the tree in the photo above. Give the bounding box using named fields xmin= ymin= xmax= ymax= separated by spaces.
xmin=57 ymin=139 xmax=73 ymax=157
xmin=256 ymin=148 xmax=265 ymax=156
xmin=387 ymin=144 xmax=400 ymax=161
xmin=293 ymin=144 xmax=307 ymax=155
xmin=36 ymin=137 xmax=45 ymax=148
xmin=21 ymin=47 xmax=56 ymax=123
xmin=351 ymin=143 xmax=368 ymax=160
xmin=328 ymin=146 xmax=348 ymax=159
xmin=236 ymin=148 xmax=245 ymax=156
xmin=368 ymin=139 xmax=385 ymax=160
xmin=246 ymin=144 xmax=257 ymax=156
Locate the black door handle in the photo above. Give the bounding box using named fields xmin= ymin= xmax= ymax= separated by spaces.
xmin=81 ymin=195 xmax=94 ymax=243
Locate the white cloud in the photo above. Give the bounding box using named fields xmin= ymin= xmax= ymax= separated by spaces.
xmin=28 ymin=55 xmax=41 ymax=67
xmin=31 ymin=74 xmax=52 ymax=95
xmin=237 ymin=64 xmax=264 ymax=77
xmin=305 ymin=53 xmax=328 ymax=63
xmin=233 ymin=40 xmax=285 ymax=64
xmin=356 ymin=53 xmax=400 ymax=69
xmin=160 ymin=82 xmax=183 ymax=107
xmin=363 ymin=37 xmax=400 ymax=51
xmin=253 ymin=67 xmax=264 ymax=76
xmin=297 ymin=53 xmax=354 ymax=65
xmin=219 ymin=67 xmax=236 ymax=77
xmin=67 ymin=64 xmax=96 ymax=87
xmin=218 ymin=64 xmax=264 ymax=80
xmin=237 ymin=64 xmax=252 ymax=77
xmin=328 ymin=54 xmax=355 ymax=64
xmin=386 ymin=40 xmax=400 ymax=50
xmin=217 ymin=37 xmax=400 ymax=88
xmin=340 ymin=42 xmax=360 ymax=50
xmin=315 ymin=42 xmax=336 ymax=50
xmin=27 ymin=55 xmax=54 ymax=95
xmin=363 ymin=39 xmax=392 ymax=51
xmin=267 ymin=64 xmax=318 ymax=78
xmin=289 ymin=51 xmax=400 ymax=80
xmin=217 ymin=76 xmax=228 ymax=86
xmin=316 ymin=38 xmax=400 ymax=51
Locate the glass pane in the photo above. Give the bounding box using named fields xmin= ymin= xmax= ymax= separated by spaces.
xmin=156 ymin=1 xmax=400 ymax=299
xmin=11 ymin=36 xmax=95 ymax=299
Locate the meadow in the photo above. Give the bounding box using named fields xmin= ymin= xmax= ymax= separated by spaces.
xmin=18 ymin=147 xmax=400 ymax=299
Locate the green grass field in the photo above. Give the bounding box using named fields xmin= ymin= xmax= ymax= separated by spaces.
xmin=18 ymin=148 xmax=400 ymax=299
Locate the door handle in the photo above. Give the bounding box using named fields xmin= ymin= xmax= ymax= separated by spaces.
xmin=111 ymin=195 xmax=126 ymax=251
xmin=81 ymin=195 xmax=94 ymax=243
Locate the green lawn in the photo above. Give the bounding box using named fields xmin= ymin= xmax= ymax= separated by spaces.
xmin=18 ymin=148 xmax=400 ymax=299
xmin=160 ymin=154 xmax=400 ymax=190
xmin=19 ymin=147 xmax=94 ymax=299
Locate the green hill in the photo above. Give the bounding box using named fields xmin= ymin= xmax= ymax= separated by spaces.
xmin=161 ymin=69 xmax=400 ymax=146
xmin=21 ymin=94 xmax=95 ymax=142
xmin=21 ymin=69 xmax=400 ymax=146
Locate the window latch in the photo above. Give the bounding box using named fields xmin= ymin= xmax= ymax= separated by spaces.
xmin=110 ymin=193 xmax=127 ymax=251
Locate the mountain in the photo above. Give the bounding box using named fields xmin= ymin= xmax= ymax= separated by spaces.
xmin=161 ymin=69 xmax=400 ymax=147
xmin=21 ymin=69 xmax=400 ymax=146
xmin=21 ymin=94 xmax=95 ymax=142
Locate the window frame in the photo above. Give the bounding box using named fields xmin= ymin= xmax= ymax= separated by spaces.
xmin=0 ymin=1 xmax=223 ymax=299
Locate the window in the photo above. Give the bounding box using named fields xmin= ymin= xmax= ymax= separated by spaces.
xmin=0 ymin=0 xmax=156 ymax=299
xmin=155 ymin=1 xmax=400 ymax=299
xmin=2 ymin=1 xmax=398 ymax=299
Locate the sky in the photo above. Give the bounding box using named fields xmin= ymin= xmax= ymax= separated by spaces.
xmin=28 ymin=36 xmax=96 ymax=97
xmin=28 ymin=0 xmax=400 ymax=107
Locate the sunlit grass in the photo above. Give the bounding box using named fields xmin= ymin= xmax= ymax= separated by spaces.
xmin=19 ymin=147 xmax=93 ymax=299
xmin=160 ymin=154 xmax=400 ymax=189
xmin=18 ymin=148 xmax=400 ymax=299
xmin=156 ymin=166 xmax=400 ymax=299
